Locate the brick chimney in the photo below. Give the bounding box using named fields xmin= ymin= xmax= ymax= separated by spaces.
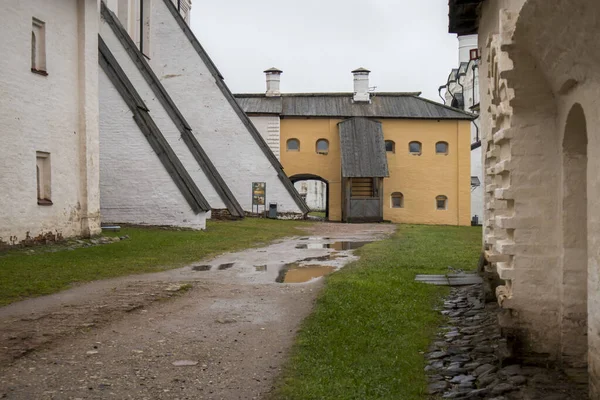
xmin=264 ymin=67 xmax=283 ymax=97
xmin=352 ymin=67 xmax=371 ymax=102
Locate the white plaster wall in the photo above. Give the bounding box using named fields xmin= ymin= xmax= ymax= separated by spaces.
xmin=99 ymin=17 xmax=226 ymax=213
xmin=99 ymin=70 xmax=206 ymax=229
xmin=248 ymin=116 xmax=281 ymax=160
xmin=471 ymin=142 xmax=483 ymax=223
xmin=148 ymin=0 xmax=303 ymax=213
xmin=0 ymin=0 xmax=101 ymax=245
xmin=294 ymin=181 xmax=326 ymax=211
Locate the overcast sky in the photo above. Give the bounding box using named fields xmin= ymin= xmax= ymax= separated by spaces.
xmin=189 ymin=0 xmax=459 ymax=102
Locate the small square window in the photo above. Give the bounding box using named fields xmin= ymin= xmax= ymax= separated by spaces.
xmin=436 ymin=195 xmax=447 ymax=210
xmin=31 ymin=18 xmax=47 ymax=75
xmin=409 ymin=141 xmax=422 ymax=155
xmin=391 ymin=192 xmax=404 ymax=208
xmin=385 ymin=140 xmax=395 ymax=153
xmin=436 ymin=142 xmax=449 ymax=155
xmin=36 ymin=152 xmax=52 ymax=205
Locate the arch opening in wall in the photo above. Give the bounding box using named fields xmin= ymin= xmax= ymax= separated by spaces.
xmin=290 ymin=174 xmax=329 ymax=220
xmin=286 ymin=138 xmax=300 ymax=152
xmin=436 ymin=141 xmax=449 ymax=155
xmin=385 ymin=140 xmax=395 ymax=153
xmin=409 ymin=141 xmax=422 ymax=155
xmin=316 ymin=139 xmax=329 ymax=155
xmin=391 ymin=192 xmax=404 ymax=208
xmin=436 ymin=195 xmax=447 ymax=210
xmin=560 ymin=103 xmax=588 ymax=369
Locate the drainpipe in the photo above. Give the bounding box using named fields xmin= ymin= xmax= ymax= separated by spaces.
xmin=139 ymin=0 xmax=144 ymax=53
xmin=438 ymin=85 xmax=447 ymax=104
xmin=456 ymin=71 xmax=466 ymax=110
xmin=178 ymin=0 xmax=181 ymax=11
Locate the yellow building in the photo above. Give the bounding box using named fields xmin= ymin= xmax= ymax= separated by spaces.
xmin=236 ymin=68 xmax=474 ymax=225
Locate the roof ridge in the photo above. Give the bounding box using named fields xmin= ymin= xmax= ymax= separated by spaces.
xmin=160 ymin=0 xmax=309 ymax=214
xmin=407 ymin=94 xmax=477 ymax=119
xmin=234 ymin=92 xmax=422 ymax=97
xmin=101 ymin=2 xmax=244 ymax=217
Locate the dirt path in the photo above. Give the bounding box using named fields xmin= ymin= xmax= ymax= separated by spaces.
xmin=0 ymin=223 xmax=395 ymax=399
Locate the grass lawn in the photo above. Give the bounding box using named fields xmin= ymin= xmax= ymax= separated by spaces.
xmin=272 ymin=224 xmax=482 ymax=400
xmin=308 ymin=211 xmax=326 ymax=218
xmin=0 ymin=218 xmax=310 ymax=306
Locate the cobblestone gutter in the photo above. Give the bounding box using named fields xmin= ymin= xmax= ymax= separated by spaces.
xmin=425 ymin=284 xmax=588 ymax=399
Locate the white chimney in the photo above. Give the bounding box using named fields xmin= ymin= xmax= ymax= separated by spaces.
xmin=352 ymin=67 xmax=371 ymax=102
xmin=458 ymin=34 xmax=478 ymax=63
xmin=264 ymin=67 xmax=283 ymax=97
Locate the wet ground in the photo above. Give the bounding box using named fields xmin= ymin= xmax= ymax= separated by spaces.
xmin=0 ymin=223 xmax=395 ymax=399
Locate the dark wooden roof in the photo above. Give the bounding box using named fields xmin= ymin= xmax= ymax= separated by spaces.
xmin=338 ymin=118 xmax=389 ymax=178
xmin=448 ymin=0 xmax=484 ymax=35
xmin=235 ymin=93 xmax=474 ymax=120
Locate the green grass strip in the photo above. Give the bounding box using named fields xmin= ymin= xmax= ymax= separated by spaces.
xmin=273 ymin=224 xmax=482 ymax=400
xmin=0 ymin=219 xmax=309 ymax=306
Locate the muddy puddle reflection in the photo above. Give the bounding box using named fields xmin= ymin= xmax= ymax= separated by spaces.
xmin=218 ymin=263 xmax=235 ymax=270
xmin=191 ymin=265 xmax=211 ymax=271
xmin=295 ymin=241 xmax=372 ymax=250
xmin=276 ymin=263 xmax=336 ymax=283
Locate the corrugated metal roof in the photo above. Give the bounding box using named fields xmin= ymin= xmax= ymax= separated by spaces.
xmin=234 ymin=93 xmax=474 ymax=120
xmin=338 ymin=118 xmax=389 ymax=178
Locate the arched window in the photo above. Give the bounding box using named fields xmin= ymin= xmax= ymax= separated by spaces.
xmin=436 ymin=195 xmax=448 ymax=210
xmin=409 ymin=141 xmax=422 ymax=155
xmin=385 ymin=140 xmax=395 ymax=153
xmin=287 ymin=138 xmax=300 ymax=152
xmin=316 ymin=139 xmax=329 ymax=154
xmin=391 ymin=192 xmax=404 ymax=208
xmin=436 ymin=141 xmax=449 ymax=155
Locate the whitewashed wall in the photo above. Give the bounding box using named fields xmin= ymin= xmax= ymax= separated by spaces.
xmin=0 ymin=0 xmax=101 ymax=245
xmin=99 ymin=14 xmax=226 ymax=213
xmin=148 ymin=0 xmax=303 ymax=213
xmin=294 ymin=181 xmax=326 ymax=211
xmin=249 ymin=116 xmax=281 ymax=160
xmin=99 ymin=70 xmax=207 ymax=229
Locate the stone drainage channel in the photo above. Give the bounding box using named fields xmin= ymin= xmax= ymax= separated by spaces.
xmin=425 ymin=284 xmax=588 ymax=399
xmin=181 ymin=237 xmax=373 ymax=285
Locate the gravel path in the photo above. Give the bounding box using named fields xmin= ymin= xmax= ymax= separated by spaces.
xmin=0 ymin=223 xmax=394 ymax=399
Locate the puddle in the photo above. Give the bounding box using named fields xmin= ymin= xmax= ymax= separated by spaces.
xmin=254 ymin=265 xmax=267 ymax=272
xmin=295 ymin=241 xmax=372 ymax=250
xmin=191 ymin=265 xmax=211 ymax=271
xmin=218 ymin=263 xmax=235 ymax=270
xmin=328 ymin=241 xmax=372 ymax=250
xmin=276 ymin=263 xmax=336 ymax=283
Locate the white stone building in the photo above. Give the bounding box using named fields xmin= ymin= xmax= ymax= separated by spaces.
xmin=449 ymin=0 xmax=600 ymax=395
xmin=294 ymin=180 xmax=327 ymax=212
xmin=100 ymin=0 xmax=308 ymax=228
xmin=441 ymin=35 xmax=483 ymax=225
xmin=0 ymin=0 xmax=101 ymax=245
